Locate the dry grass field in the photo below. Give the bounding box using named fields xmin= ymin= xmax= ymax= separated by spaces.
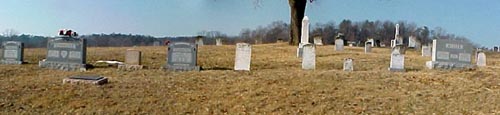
xmin=1 ymin=43 xmax=499 ymax=114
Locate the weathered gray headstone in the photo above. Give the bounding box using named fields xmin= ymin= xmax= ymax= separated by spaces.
xmin=163 ymin=42 xmax=200 ymax=71
xmin=364 ymin=42 xmax=372 ymax=53
xmin=422 ymin=46 xmax=432 ymax=57
xmin=153 ymin=41 xmax=160 ymax=46
xmin=335 ymin=39 xmax=344 ymax=51
xmin=389 ymin=46 xmax=405 ymax=72
xmin=366 ymin=38 xmax=375 ymax=47
xmin=63 ymin=75 xmax=108 ymax=85
xmin=313 ymin=37 xmax=323 ymax=45
xmin=476 ymin=51 xmax=486 ymax=67
xmin=426 ymin=39 xmax=474 ymax=70
xmin=494 ymin=46 xmax=499 ymax=52
xmin=118 ymin=49 xmax=143 ymax=71
xmin=234 ymin=43 xmax=251 ymax=71
xmin=0 ymin=41 xmax=24 ymax=64
xmin=196 ymin=37 xmax=204 ymax=46
xmin=302 ymin=44 xmax=315 ymax=70
xmin=343 ymin=58 xmax=354 ymax=71
xmin=216 ymin=38 xmax=222 ymax=46
xmin=39 ymin=37 xmax=87 ymax=71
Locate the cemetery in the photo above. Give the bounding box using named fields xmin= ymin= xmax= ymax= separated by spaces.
xmin=1 ymin=0 xmax=500 ymax=114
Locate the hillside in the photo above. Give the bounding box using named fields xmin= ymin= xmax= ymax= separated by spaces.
xmin=1 ymin=43 xmax=499 ymax=114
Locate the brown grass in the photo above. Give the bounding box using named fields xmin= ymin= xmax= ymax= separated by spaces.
xmin=1 ymin=43 xmax=499 ymax=114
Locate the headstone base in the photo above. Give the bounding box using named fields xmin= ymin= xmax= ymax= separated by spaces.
xmin=163 ymin=65 xmax=200 ymax=71
xmin=0 ymin=60 xmax=23 ymax=65
xmin=63 ymin=75 xmax=108 ymax=85
xmin=388 ymin=68 xmax=405 ymax=72
xmin=426 ymin=61 xmax=475 ymax=70
xmin=39 ymin=61 xmax=87 ymax=71
xmin=118 ymin=64 xmax=144 ymax=71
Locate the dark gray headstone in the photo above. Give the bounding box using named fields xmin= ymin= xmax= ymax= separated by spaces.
xmin=163 ymin=42 xmax=200 ymax=71
xmin=426 ymin=39 xmax=474 ymax=70
xmin=1 ymin=41 xmax=24 ymax=64
xmin=39 ymin=37 xmax=87 ymax=71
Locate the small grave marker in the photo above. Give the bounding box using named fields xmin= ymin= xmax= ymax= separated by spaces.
xmin=0 ymin=41 xmax=24 ymax=64
xmin=335 ymin=39 xmax=344 ymax=51
xmin=118 ymin=49 xmax=143 ymax=71
xmin=63 ymin=75 xmax=108 ymax=85
xmin=343 ymin=58 xmax=354 ymax=71
xmin=313 ymin=37 xmax=323 ymax=45
xmin=476 ymin=51 xmax=486 ymax=67
xmin=302 ymin=44 xmax=315 ymax=70
xmin=234 ymin=43 xmax=251 ymax=71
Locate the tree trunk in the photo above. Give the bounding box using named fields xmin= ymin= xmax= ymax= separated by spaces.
xmin=288 ymin=0 xmax=307 ymax=45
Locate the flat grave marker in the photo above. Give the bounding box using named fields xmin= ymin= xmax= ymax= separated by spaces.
xmin=63 ymin=75 xmax=108 ymax=85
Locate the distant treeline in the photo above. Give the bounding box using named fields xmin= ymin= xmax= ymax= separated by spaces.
xmin=0 ymin=19 xmax=474 ymax=48
xmin=238 ymin=20 xmax=474 ymax=46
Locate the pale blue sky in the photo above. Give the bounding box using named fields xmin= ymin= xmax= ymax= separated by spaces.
xmin=0 ymin=0 xmax=498 ymax=47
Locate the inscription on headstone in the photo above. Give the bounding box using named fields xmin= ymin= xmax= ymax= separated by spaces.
xmin=234 ymin=43 xmax=251 ymax=71
xmin=0 ymin=41 xmax=24 ymax=64
xmin=476 ymin=51 xmax=486 ymax=67
xmin=302 ymin=44 xmax=315 ymax=70
xmin=164 ymin=42 xmax=200 ymax=71
xmin=426 ymin=39 xmax=474 ymax=69
xmin=343 ymin=58 xmax=354 ymax=71
xmin=335 ymin=39 xmax=344 ymax=51
xmin=39 ymin=36 xmax=87 ymax=71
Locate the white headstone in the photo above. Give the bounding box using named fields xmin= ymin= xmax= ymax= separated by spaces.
xmin=301 ymin=16 xmax=310 ymax=44
xmin=389 ymin=47 xmax=405 ymax=71
xmin=476 ymin=52 xmax=486 ymax=67
xmin=302 ymin=44 xmax=315 ymax=70
xmin=421 ymin=46 xmax=432 ymax=57
xmin=366 ymin=38 xmax=375 ymax=47
xmin=365 ymin=42 xmax=372 ymax=53
xmin=408 ymin=36 xmax=417 ymax=48
xmin=234 ymin=43 xmax=251 ymax=71
xmin=343 ymin=58 xmax=354 ymax=71
xmin=335 ymin=39 xmax=344 ymax=51
xmin=313 ymin=37 xmax=323 ymax=45
xmin=216 ymin=38 xmax=222 ymax=46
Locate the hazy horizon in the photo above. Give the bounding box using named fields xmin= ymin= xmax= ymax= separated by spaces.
xmin=1 ymin=0 xmax=499 ymax=47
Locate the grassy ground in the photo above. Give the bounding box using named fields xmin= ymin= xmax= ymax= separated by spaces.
xmin=1 ymin=43 xmax=499 ymax=114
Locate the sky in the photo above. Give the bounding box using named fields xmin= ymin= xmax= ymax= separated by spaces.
xmin=0 ymin=0 xmax=499 ymax=47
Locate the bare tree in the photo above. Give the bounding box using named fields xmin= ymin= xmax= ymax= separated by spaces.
xmin=2 ymin=29 xmax=19 ymax=37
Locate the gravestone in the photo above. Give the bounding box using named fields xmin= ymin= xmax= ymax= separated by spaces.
xmin=118 ymin=49 xmax=143 ymax=71
xmin=408 ymin=36 xmax=417 ymax=48
xmin=163 ymin=42 xmax=200 ymax=71
xmin=297 ymin=16 xmax=310 ymax=58
xmin=39 ymin=34 xmax=87 ymax=71
xmin=364 ymin=42 xmax=372 ymax=53
xmin=234 ymin=43 xmax=251 ymax=71
xmin=153 ymin=41 xmax=160 ymax=46
xmin=389 ymin=46 xmax=405 ymax=72
xmin=216 ymin=38 xmax=222 ymax=46
xmin=494 ymin=46 xmax=499 ymax=52
xmin=343 ymin=58 xmax=354 ymax=71
xmin=63 ymin=75 xmax=108 ymax=85
xmin=426 ymin=39 xmax=474 ymax=70
xmin=302 ymin=44 xmax=315 ymax=70
xmin=347 ymin=41 xmax=355 ymax=47
xmin=421 ymin=46 xmax=432 ymax=57
xmin=366 ymin=38 xmax=375 ymax=47
xmin=195 ymin=37 xmax=204 ymax=46
xmin=335 ymin=39 xmax=344 ymax=51
xmin=389 ymin=24 xmax=405 ymax=72
xmin=476 ymin=51 xmax=486 ymax=67
xmin=313 ymin=37 xmax=323 ymax=45
xmin=0 ymin=41 xmax=24 ymax=64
